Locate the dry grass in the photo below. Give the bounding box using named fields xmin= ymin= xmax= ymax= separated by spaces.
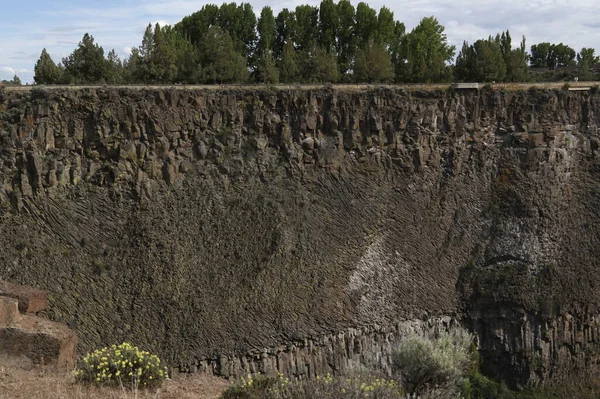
xmin=0 ymin=355 xmax=229 ymax=399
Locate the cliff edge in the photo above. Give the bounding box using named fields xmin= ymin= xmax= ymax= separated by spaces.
xmin=0 ymin=85 xmax=599 ymax=386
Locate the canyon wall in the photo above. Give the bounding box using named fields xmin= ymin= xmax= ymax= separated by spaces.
xmin=1 ymin=85 xmax=600 ymax=386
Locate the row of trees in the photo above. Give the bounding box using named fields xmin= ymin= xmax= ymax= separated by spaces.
xmin=1 ymin=76 xmax=22 ymax=86
xmin=32 ymin=0 xmax=600 ymax=85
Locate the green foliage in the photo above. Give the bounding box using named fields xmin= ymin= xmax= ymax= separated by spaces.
xmin=577 ymin=47 xmax=599 ymax=66
xmin=221 ymin=373 xmax=281 ymax=399
xmin=295 ymin=5 xmax=319 ymax=52
xmin=318 ymin=0 xmax=338 ymax=53
xmin=396 ymin=16 xmax=455 ymax=83
xmin=459 ymin=371 xmax=520 ymax=399
xmin=355 ymin=2 xmax=378 ymax=49
xmin=300 ymin=45 xmax=339 ymax=83
xmin=34 ymin=49 xmax=61 ymax=84
xmin=257 ymin=52 xmax=280 ymax=84
xmin=274 ymin=8 xmax=297 ymax=60
xmin=257 ymin=6 xmax=276 ymax=55
xmin=31 ymin=0 xmax=591 ymax=84
xmin=505 ymin=36 xmax=529 ymax=82
xmin=375 ymin=6 xmax=395 ymax=47
xmin=335 ymin=0 xmax=356 ymax=77
xmin=531 ymin=42 xmax=576 ymax=67
xmin=175 ymin=4 xmax=219 ymax=46
xmin=199 ymin=26 xmax=249 ymax=84
xmin=278 ymin=40 xmax=300 ymax=83
xmin=472 ymin=39 xmax=506 ymax=82
xmin=392 ymin=328 xmax=475 ymax=396
xmin=62 ymin=33 xmax=108 ymax=84
xmin=104 ymin=49 xmax=123 ymax=84
xmin=354 ymin=41 xmax=395 ymax=83
xmin=221 ymin=372 xmax=404 ymax=399
xmin=1 ymin=75 xmax=22 ymax=86
xmin=74 ymin=342 xmax=168 ymax=389
xmin=456 ymin=31 xmax=528 ymax=83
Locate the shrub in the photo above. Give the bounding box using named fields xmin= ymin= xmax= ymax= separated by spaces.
xmin=74 ymin=342 xmax=168 ymax=389
xmin=220 ymin=372 xmax=404 ymax=399
xmin=459 ymin=371 xmax=519 ymax=399
xmin=220 ymin=373 xmax=281 ymax=399
xmin=392 ymin=328 xmax=475 ymax=397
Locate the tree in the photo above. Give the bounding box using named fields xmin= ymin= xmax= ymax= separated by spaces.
xmin=354 ymin=41 xmax=395 ymax=83
xmin=336 ymin=0 xmax=356 ymax=78
xmin=300 ymin=45 xmax=339 ymax=83
xmin=104 ymin=49 xmax=123 ymax=84
xmin=1 ymin=75 xmax=22 ymax=86
xmin=455 ymin=41 xmax=477 ymax=82
xmin=257 ymin=52 xmax=279 ymax=84
xmin=167 ymin=27 xmax=201 ymax=83
xmin=531 ymin=42 xmax=576 ymax=67
xmin=455 ymin=38 xmax=506 ymax=82
xmin=389 ymin=21 xmax=406 ymax=81
xmin=257 ymin=6 xmax=276 ymax=54
xmin=530 ymin=42 xmax=552 ymax=67
xmin=392 ymin=329 xmax=475 ymax=397
xmin=318 ymin=0 xmax=339 ymax=53
xmin=355 ymin=2 xmax=377 ymax=49
xmin=577 ymin=48 xmax=599 ymax=66
xmin=553 ymin=43 xmax=576 ymax=67
xmin=294 ymin=5 xmax=319 ymax=52
xmin=62 ymin=33 xmax=108 ymax=84
xmin=199 ymin=26 xmax=248 ymax=84
xmin=275 ymin=8 xmax=297 ymax=60
xmin=34 ymin=48 xmax=60 ymax=84
xmin=175 ymin=4 xmax=219 ymax=45
xmin=498 ymin=31 xmax=512 ymax=61
xmin=505 ymin=36 xmax=528 ymax=82
xmin=374 ymin=6 xmax=395 ymax=48
xmin=577 ymin=47 xmax=599 ymax=81
xmin=472 ymin=38 xmax=506 ymax=82
xmin=122 ymin=48 xmax=142 ymax=83
xmin=218 ymin=2 xmax=257 ymax=56
xmin=278 ymin=40 xmax=300 ymax=83
xmin=148 ymin=23 xmax=178 ymax=83
xmin=397 ymin=17 xmax=455 ymax=83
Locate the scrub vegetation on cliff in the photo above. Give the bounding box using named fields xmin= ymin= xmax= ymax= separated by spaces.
xmin=29 ymin=0 xmax=600 ymax=86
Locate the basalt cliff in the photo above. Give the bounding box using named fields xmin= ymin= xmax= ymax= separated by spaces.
xmin=1 ymin=85 xmax=599 ymax=387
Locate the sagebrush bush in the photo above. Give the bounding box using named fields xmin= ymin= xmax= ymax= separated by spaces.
xmin=74 ymin=342 xmax=168 ymax=389
xmin=392 ymin=328 xmax=475 ymax=397
xmin=220 ymin=372 xmax=404 ymax=399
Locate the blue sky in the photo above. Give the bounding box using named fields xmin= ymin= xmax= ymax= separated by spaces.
xmin=2 ymin=0 xmax=600 ymax=83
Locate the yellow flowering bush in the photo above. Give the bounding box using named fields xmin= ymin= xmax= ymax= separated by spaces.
xmin=74 ymin=342 xmax=168 ymax=389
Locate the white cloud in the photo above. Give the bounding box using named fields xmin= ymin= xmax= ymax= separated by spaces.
xmin=0 ymin=67 xmax=16 ymax=80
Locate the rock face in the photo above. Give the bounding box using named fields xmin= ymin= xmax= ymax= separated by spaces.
xmin=0 ymin=281 xmax=77 ymax=369
xmin=0 ymin=86 xmax=600 ymax=386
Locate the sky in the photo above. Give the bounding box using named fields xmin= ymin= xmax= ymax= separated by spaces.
xmin=2 ymin=0 xmax=600 ymax=83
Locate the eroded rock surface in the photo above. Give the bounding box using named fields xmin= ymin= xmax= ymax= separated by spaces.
xmin=0 ymin=282 xmax=76 ymax=369
xmin=0 ymin=86 xmax=600 ymax=385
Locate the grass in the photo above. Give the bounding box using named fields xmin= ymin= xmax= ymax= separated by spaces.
xmin=0 ymin=355 xmax=229 ymax=399
xmin=221 ymin=372 xmax=405 ymax=399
